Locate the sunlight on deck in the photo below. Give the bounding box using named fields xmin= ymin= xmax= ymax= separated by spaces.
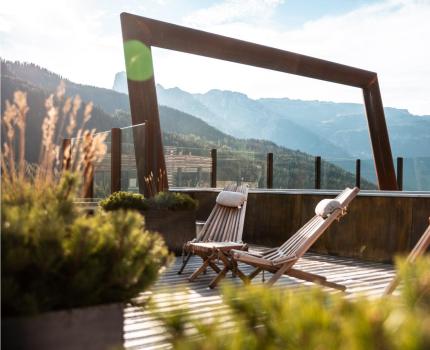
xmin=124 ymin=248 xmax=395 ymax=349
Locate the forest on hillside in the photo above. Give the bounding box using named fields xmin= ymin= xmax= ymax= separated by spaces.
xmin=2 ymin=60 xmax=377 ymax=192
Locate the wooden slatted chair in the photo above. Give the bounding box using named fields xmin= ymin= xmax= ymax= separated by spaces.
xmin=177 ymin=184 xmax=249 ymax=278
xmin=384 ymin=218 xmax=430 ymax=295
xmin=231 ymin=187 xmax=360 ymax=290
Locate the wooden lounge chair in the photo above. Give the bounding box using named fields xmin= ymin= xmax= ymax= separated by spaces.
xmin=384 ymin=217 xmax=430 ymax=295
xmin=177 ymin=184 xmax=249 ymax=279
xmin=231 ymin=187 xmax=360 ymax=290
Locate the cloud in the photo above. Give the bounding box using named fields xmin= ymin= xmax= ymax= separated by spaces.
xmin=0 ymin=0 xmax=124 ymax=89
xmin=184 ymin=0 xmax=284 ymax=27
xmin=158 ymin=0 xmax=429 ymax=115
xmin=1 ymin=0 xmax=428 ymax=115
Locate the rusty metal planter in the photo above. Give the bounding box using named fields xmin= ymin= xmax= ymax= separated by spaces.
xmin=143 ymin=209 xmax=196 ymax=255
xmin=2 ymin=303 xmax=124 ymax=350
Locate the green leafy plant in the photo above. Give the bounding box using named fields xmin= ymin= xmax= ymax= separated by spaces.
xmin=1 ymin=174 xmax=172 ymax=317
xmin=100 ymin=191 xmax=198 ymax=212
xmin=99 ymin=191 xmax=148 ymax=212
xmin=155 ymin=257 xmax=430 ymax=350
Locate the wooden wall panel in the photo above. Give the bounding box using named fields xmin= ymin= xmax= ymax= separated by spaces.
xmin=181 ymin=189 xmax=430 ymax=263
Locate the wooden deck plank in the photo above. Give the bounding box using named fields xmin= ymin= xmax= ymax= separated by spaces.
xmin=123 ymin=248 xmax=395 ymax=349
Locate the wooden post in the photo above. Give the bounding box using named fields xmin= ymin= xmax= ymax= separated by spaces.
xmin=356 ymin=159 xmax=361 ymax=188
xmin=267 ymin=153 xmax=273 ymax=189
xmin=177 ymin=167 xmax=183 ymax=186
xmin=315 ymin=156 xmax=321 ymax=189
xmin=362 ymin=79 xmax=398 ymax=190
xmin=121 ymin=17 xmax=168 ymax=197
xmin=61 ymin=138 xmax=72 ymax=171
xmin=84 ymin=173 xmax=94 ymax=199
xmin=211 ymin=149 xmax=217 ymax=188
xmin=121 ymin=14 xmax=398 ymax=190
xmin=397 ymin=157 xmax=403 ymax=191
xmin=111 ymin=128 xmax=122 ymax=193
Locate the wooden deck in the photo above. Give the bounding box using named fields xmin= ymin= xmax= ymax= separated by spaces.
xmin=124 ymin=248 xmax=395 ymax=349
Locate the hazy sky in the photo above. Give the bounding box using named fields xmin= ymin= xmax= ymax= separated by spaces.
xmin=1 ymin=0 xmax=429 ymax=115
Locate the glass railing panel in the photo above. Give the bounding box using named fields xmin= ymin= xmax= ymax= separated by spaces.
xmin=164 ymin=146 xmax=212 ymax=188
xmin=93 ymin=131 xmax=111 ymax=198
xmin=360 ymin=159 xmax=378 ymax=190
xmin=320 ymin=158 xmax=356 ymax=190
xmin=402 ymin=156 xmax=430 ymax=191
xmin=273 ymin=153 xmax=315 ymax=189
xmin=217 ymin=150 xmax=266 ymax=188
xmin=72 ymin=124 xmax=430 ymax=193
xmin=320 ymin=158 xmax=378 ymax=190
xmin=120 ymin=124 xmax=143 ymax=193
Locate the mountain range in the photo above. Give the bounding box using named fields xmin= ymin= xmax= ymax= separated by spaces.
xmin=2 ymin=60 xmax=429 ymax=190
xmin=114 ymin=71 xmax=430 ymax=160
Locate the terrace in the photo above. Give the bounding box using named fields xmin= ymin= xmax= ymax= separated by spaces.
xmin=70 ymin=110 xmax=430 ymax=350
xmin=3 ymin=11 xmax=429 ymax=350
xmin=68 ymin=14 xmax=430 ymax=349
xmin=124 ymin=250 xmax=396 ymax=349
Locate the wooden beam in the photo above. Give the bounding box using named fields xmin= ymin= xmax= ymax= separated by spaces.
xmin=362 ymin=79 xmax=398 ymax=190
xmin=120 ymin=13 xmax=397 ymax=191
xmin=120 ymin=18 xmax=168 ymax=197
xmin=121 ymin=13 xmax=374 ymax=88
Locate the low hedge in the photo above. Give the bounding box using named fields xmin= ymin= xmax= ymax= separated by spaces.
xmin=100 ymin=191 xmax=198 ymax=212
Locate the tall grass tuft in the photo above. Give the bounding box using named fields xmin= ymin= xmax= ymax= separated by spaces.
xmin=1 ymin=81 xmax=106 ymax=196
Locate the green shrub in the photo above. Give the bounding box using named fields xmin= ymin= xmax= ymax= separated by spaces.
xmin=1 ymin=175 xmax=172 ymax=317
xmin=99 ymin=191 xmax=148 ymax=212
xmin=149 ymin=191 xmax=198 ymax=211
xmin=100 ymin=191 xmax=198 ymax=212
xmin=156 ymin=257 xmax=430 ymax=350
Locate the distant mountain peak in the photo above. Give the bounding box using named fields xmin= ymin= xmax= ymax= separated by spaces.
xmin=112 ymin=71 xmax=127 ymax=94
xmin=109 ymin=68 xmax=430 ymax=159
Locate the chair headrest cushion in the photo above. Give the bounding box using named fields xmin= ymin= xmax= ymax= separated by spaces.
xmin=315 ymin=199 xmax=342 ymax=218
xmin=216 ymin=190 xmax=246 ymax=208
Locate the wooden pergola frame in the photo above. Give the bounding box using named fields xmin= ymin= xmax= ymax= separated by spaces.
xmin=120 ymin=13 xmax=398 ymax=195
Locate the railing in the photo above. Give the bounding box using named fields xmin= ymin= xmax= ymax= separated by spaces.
xmin=64 ymin=128 xmax=430 ymax=197
xmin=66 ymin=123 xmax=146 ymax=198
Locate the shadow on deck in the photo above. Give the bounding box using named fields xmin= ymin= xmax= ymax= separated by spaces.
xmin=124 ymin=248 xmax=395 ymax=349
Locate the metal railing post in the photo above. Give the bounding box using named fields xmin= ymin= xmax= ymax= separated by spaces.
xmin=355 ymin=159 xmax=361 ymax=188
xmin=315 ymin=156 xmax=321 ymax=189
xmin=211 ymin=149 xmax=217 ymax=188
xmin=267 ymin=152 xmax=273 ymax=189
xmin=397 ymin=157 xmax=403 ymax=191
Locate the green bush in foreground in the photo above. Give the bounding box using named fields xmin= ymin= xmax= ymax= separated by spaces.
xmin=1 ymin=174 xmax=172 ymax=317
xmin=156 ymin=257 xmax=430 ymax=350
xmin=100 ymin=191 xmax=198 ymax=212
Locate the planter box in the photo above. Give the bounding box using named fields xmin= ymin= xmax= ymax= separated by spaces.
xmin=2 ymin=303 xmax=124 ymax=350
xmin=143 ymin=209 xmax=196 ymax=255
